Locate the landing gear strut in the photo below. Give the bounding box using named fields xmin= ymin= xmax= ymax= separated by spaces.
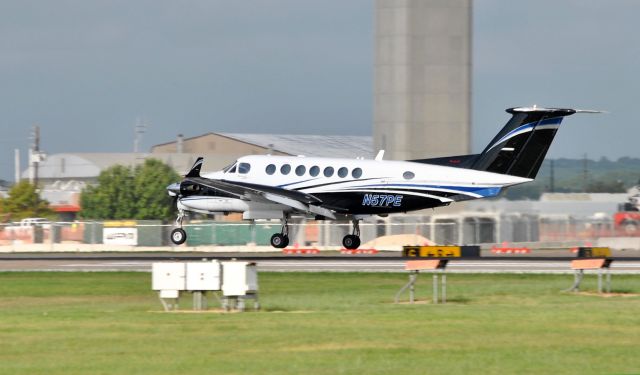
xmin=270 ymin=215 xmax=290 ymax=249
xmin=342 ymin=219 xmax=361 ymax=249
xmin=170 ymin=210 xmax=187 ymax=245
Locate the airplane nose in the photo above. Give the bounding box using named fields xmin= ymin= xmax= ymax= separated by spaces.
xmin=167 ymin=182 xmax=180 ymax=197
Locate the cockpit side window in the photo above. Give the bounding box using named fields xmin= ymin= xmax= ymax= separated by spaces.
xmin=223 ymin=162 xmax=237 ymax=173
xmin=228 ymin=164 xmax=237 ymax=173
xmin=238 ymin=163 xmax=251 ymax=174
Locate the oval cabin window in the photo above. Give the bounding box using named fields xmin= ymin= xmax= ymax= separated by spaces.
xmin=295 ymin=165 xmax=306 ymax=176
xmin=323 ymin=167 xmax=334 ymax=177
xmin=265 ymin=164 xmax=276 ymax=175
xmin=309 ymin=166 xmax=320 ymax=177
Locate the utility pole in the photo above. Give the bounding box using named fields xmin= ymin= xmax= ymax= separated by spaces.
xmin=28 ymin=125 xmax=46 ymax=187
xmin=29 ymin=126 xmax=39 ymax=185
xmin=133 ymin=117 xmax=148 ymax=154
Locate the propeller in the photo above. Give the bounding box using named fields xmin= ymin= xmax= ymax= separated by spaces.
xmin=166 ymin=182 xmax=182 ymax=212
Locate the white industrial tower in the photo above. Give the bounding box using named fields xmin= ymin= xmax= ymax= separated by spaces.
xmin=374 ymin=0 xmax=472 ymax=160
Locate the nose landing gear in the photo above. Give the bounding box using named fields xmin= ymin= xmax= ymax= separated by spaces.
xmin=170 ymin=210 xmax=187 ymax=245
xmin=342 ymin=219 xmax=361 ymax=249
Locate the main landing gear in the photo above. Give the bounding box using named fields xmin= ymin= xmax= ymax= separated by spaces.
xmin=170 ymin=210 xmax=187 ymax=245
xmin=342 ymin=219 xmax=361 ymax=250
xmin=270 ymin=215 xmax=290 ymax=249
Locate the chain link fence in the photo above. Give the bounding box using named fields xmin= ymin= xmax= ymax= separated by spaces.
xmin=0 ymin=213 xmax=634 ymax=250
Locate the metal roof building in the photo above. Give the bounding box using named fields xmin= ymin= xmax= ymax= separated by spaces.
xmin=151 ymin=132 xmax=373 ymax=160
xmin=217 ymin=133 xmax=373 ymax=159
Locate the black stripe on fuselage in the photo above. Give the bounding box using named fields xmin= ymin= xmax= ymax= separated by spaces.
xmin=313 ymin=191 xmax=447 ymax=214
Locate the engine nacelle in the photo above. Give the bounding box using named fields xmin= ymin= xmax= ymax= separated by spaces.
xmin=177 ymin=196 xmax=286 ymax=219
xmin=177 ymin=196 xmax=250 ymax=213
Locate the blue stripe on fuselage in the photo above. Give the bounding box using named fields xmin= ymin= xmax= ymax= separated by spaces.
xmin=353 ymin=183 xmax=502 ymax=197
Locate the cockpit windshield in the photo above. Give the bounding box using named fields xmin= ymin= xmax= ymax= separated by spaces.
xmin=223 ymin=161 xmax=237 ymax=173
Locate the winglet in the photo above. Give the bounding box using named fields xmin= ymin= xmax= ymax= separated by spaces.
xmin=575 ymin=109 xmax=607 ymax=114
xmin=375 ymin=150 xmax=385 ymax=161
xmin=185 ymin=157 xmax=204 ymax=178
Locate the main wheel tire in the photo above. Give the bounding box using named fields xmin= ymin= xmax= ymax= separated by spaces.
xmin=343 ymin=234 xmax=361 ymax=250
xmin=352 ymin=236 xmax=361 ymax=249
xmin=170 ymin=228 xmax=187 ymax=245
xmin=270 ymin=233 xmax=289 ymax=248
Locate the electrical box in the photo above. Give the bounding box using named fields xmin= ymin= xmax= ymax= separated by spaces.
xmin=185 ymin=261 xmax=221 ymax=291
xmin=222 ymin=261 xmax=258 ymax=296
xmin=152 ymin=262 xmax=186 ymax=291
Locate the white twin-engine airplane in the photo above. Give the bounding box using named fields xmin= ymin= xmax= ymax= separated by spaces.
xmin=167 ymin=106 xmax=598 ymax=249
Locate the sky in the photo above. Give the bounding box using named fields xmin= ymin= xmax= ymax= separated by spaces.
xmin=1 ymin=0 xmax=639 ymax=181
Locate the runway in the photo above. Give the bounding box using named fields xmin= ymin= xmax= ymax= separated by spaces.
xmin=2 ymin=255 xmax=640 ymax=273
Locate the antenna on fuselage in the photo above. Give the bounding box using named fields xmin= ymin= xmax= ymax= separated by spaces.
xmin=375 ymin=150 xmax=385 ymax=161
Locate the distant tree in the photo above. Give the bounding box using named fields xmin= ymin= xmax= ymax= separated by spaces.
xmin=586 ymin=179 xmax=626 ymax=193
xmin=0 ymin=181 xmax=54 ymax=221
xmin=503 ymin=183 xmax=543 ymax=200
xmin=0 ymin=196 xmax=7 ymax=223
xmin=80 ymin=159 xmax=180 ymax=220
xmin=133 ymin=159 xmax=180 ymax=220
xmin=80 ymin=165 xmax=136 ymax=220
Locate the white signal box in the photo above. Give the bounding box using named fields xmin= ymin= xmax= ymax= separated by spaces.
xmin=185 ymin=261 xmax=221 ymax=291
xmin=152 ymin=262 xmax=186 ymax=291
xmin=222 ymin=261 xmax=258 ymax=296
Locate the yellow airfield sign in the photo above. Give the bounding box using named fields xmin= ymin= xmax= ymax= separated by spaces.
xmin=402 ymin=245 xmax=480 ymax=258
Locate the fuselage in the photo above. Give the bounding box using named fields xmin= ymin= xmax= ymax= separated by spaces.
xmin=181 ymin=154 xmax=530 ymax=216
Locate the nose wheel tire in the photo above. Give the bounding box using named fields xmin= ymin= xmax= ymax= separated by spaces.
xmin=170 ymin=228 xmax=187 ymax=245
xmin=342 ymin=234 xmax=361 ymax=250
xmin=270 ymin=233 xmax=289 ymax=249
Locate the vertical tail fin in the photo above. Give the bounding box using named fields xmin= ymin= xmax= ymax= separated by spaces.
xmin=470 ymin=107 xmax=577 ymax=178
xmin=411 ymin=106 xmax=600 ymax=178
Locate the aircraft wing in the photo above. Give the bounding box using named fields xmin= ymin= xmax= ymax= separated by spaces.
xmin=183 ymin=177 xmax=336 ymax=219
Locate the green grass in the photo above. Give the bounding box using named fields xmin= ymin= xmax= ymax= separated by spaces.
xmin=1 ymin=272 xmax=640 ymax=374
